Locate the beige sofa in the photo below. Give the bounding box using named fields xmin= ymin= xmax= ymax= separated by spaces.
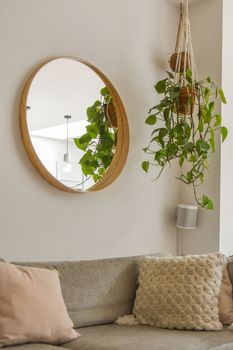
xmin=7 ymin=255 xmax=233 ymax=350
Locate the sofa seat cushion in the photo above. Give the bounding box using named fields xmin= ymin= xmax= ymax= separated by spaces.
xmin=209 ymin=345 xmax=233 ymax=350
xmin=6 ymin=344 xmax=69 ymax=350
xmin=63 ymin=325 xmax=233 ymax=350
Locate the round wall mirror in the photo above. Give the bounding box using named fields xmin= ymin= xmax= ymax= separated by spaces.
xmin=19 ymin=57 xmax=129 ymax=192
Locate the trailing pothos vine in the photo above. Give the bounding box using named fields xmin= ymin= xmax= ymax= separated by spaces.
xmin=74 ymin=87 xmax=117 ymax=183
xmin=142 ymin=69 xmax=227 ymax=209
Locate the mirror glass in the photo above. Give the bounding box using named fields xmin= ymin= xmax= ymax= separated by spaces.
xmin=25 ymin=58 xmax=121 ymax=191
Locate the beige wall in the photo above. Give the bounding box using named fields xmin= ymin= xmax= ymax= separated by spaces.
xmin=220 ymin=0 xmax=233 ymax=255
xmin=0 ymin=0 xmax=180 ymax=261
xmin=180 ymin=0 xmax=223 ymax=255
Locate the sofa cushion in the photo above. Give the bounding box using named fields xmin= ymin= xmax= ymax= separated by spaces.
xmin=219 ymin=263 xmax=233 ymax=325
xmin=7 ymin=345 xmax=69 ymax=350
xmin=0 ymin=262 xmax=78 ymax=347
xmin=227 ymin=257 xmax=233 ymax=285
xmin=63 ymin=324 xmax=233 ymax=350
xmin=15 ymin=253 xmax=168 ymax=328
xmin=133 ymin=254 xmax=225 ymax=330
xmin=209 ymin=345 xmax=233 ymax=350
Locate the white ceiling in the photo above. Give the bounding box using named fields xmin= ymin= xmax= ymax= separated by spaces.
xmin=30 ymin=120 xmax=89 ymax=140
xmin=27 ymin=58 xmax=105 ymax=131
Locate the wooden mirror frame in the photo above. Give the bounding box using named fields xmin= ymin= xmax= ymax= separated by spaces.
xmin=19 ymin=57 xmax=129 ymax=193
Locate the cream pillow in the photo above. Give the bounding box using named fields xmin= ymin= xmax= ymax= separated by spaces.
xmin=0 ymin=262 xmax=79 ymax=347
xmin=219 ymin=258 xmax=233 ymax=326
xmin=133 ymin=253 xmax=225 ymax=330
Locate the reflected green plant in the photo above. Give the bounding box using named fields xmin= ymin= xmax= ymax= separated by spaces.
xmin=74 ymin=87 xmax=117 ymax=183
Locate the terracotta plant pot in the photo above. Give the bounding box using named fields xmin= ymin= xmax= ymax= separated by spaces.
xmin=104 ymin=103 xmax=117 ymax=128
xmin=170 ymin=52 xmax=191 ymax=72
xmin=178 ymin=86 xmax=196 ymax=115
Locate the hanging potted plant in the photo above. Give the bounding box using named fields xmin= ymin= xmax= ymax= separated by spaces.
xmin=170 ymin=51 xmax=190 ymax=73
xmin=74 ymin=87 xmax=117 ymax=183
xmin=142 ymin=0 xmax=228 ymax=210
xmin=103 ymin=93 xmax=118 ymax=128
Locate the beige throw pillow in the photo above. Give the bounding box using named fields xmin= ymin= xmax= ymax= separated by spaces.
xmin=133 ymin=253 xmax=225 ymax=330
xmin=0 ymin=262 xmax=79 ymax=347
xmin=219 ymin=258 xmax=233 ymax=326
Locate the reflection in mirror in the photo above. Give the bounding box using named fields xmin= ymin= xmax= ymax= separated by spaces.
xmin=74 ymin=86 xmax=117 ymax=185
xmin=26 ymin=58 xmax=118 ymax=191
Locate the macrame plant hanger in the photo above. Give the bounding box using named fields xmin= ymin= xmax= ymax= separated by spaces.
xmin=172 ymin=0 xmax=198 ymax=86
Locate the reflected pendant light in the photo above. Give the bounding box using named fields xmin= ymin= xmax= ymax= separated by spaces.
xmin=62 ymin=115 xmax=72 ymax=173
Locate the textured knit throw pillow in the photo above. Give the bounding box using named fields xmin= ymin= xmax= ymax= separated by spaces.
xmin=133 ymin=253 xmax=225 ymax=331
xmin=0 ymin=262 xmax=79 ymax=347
